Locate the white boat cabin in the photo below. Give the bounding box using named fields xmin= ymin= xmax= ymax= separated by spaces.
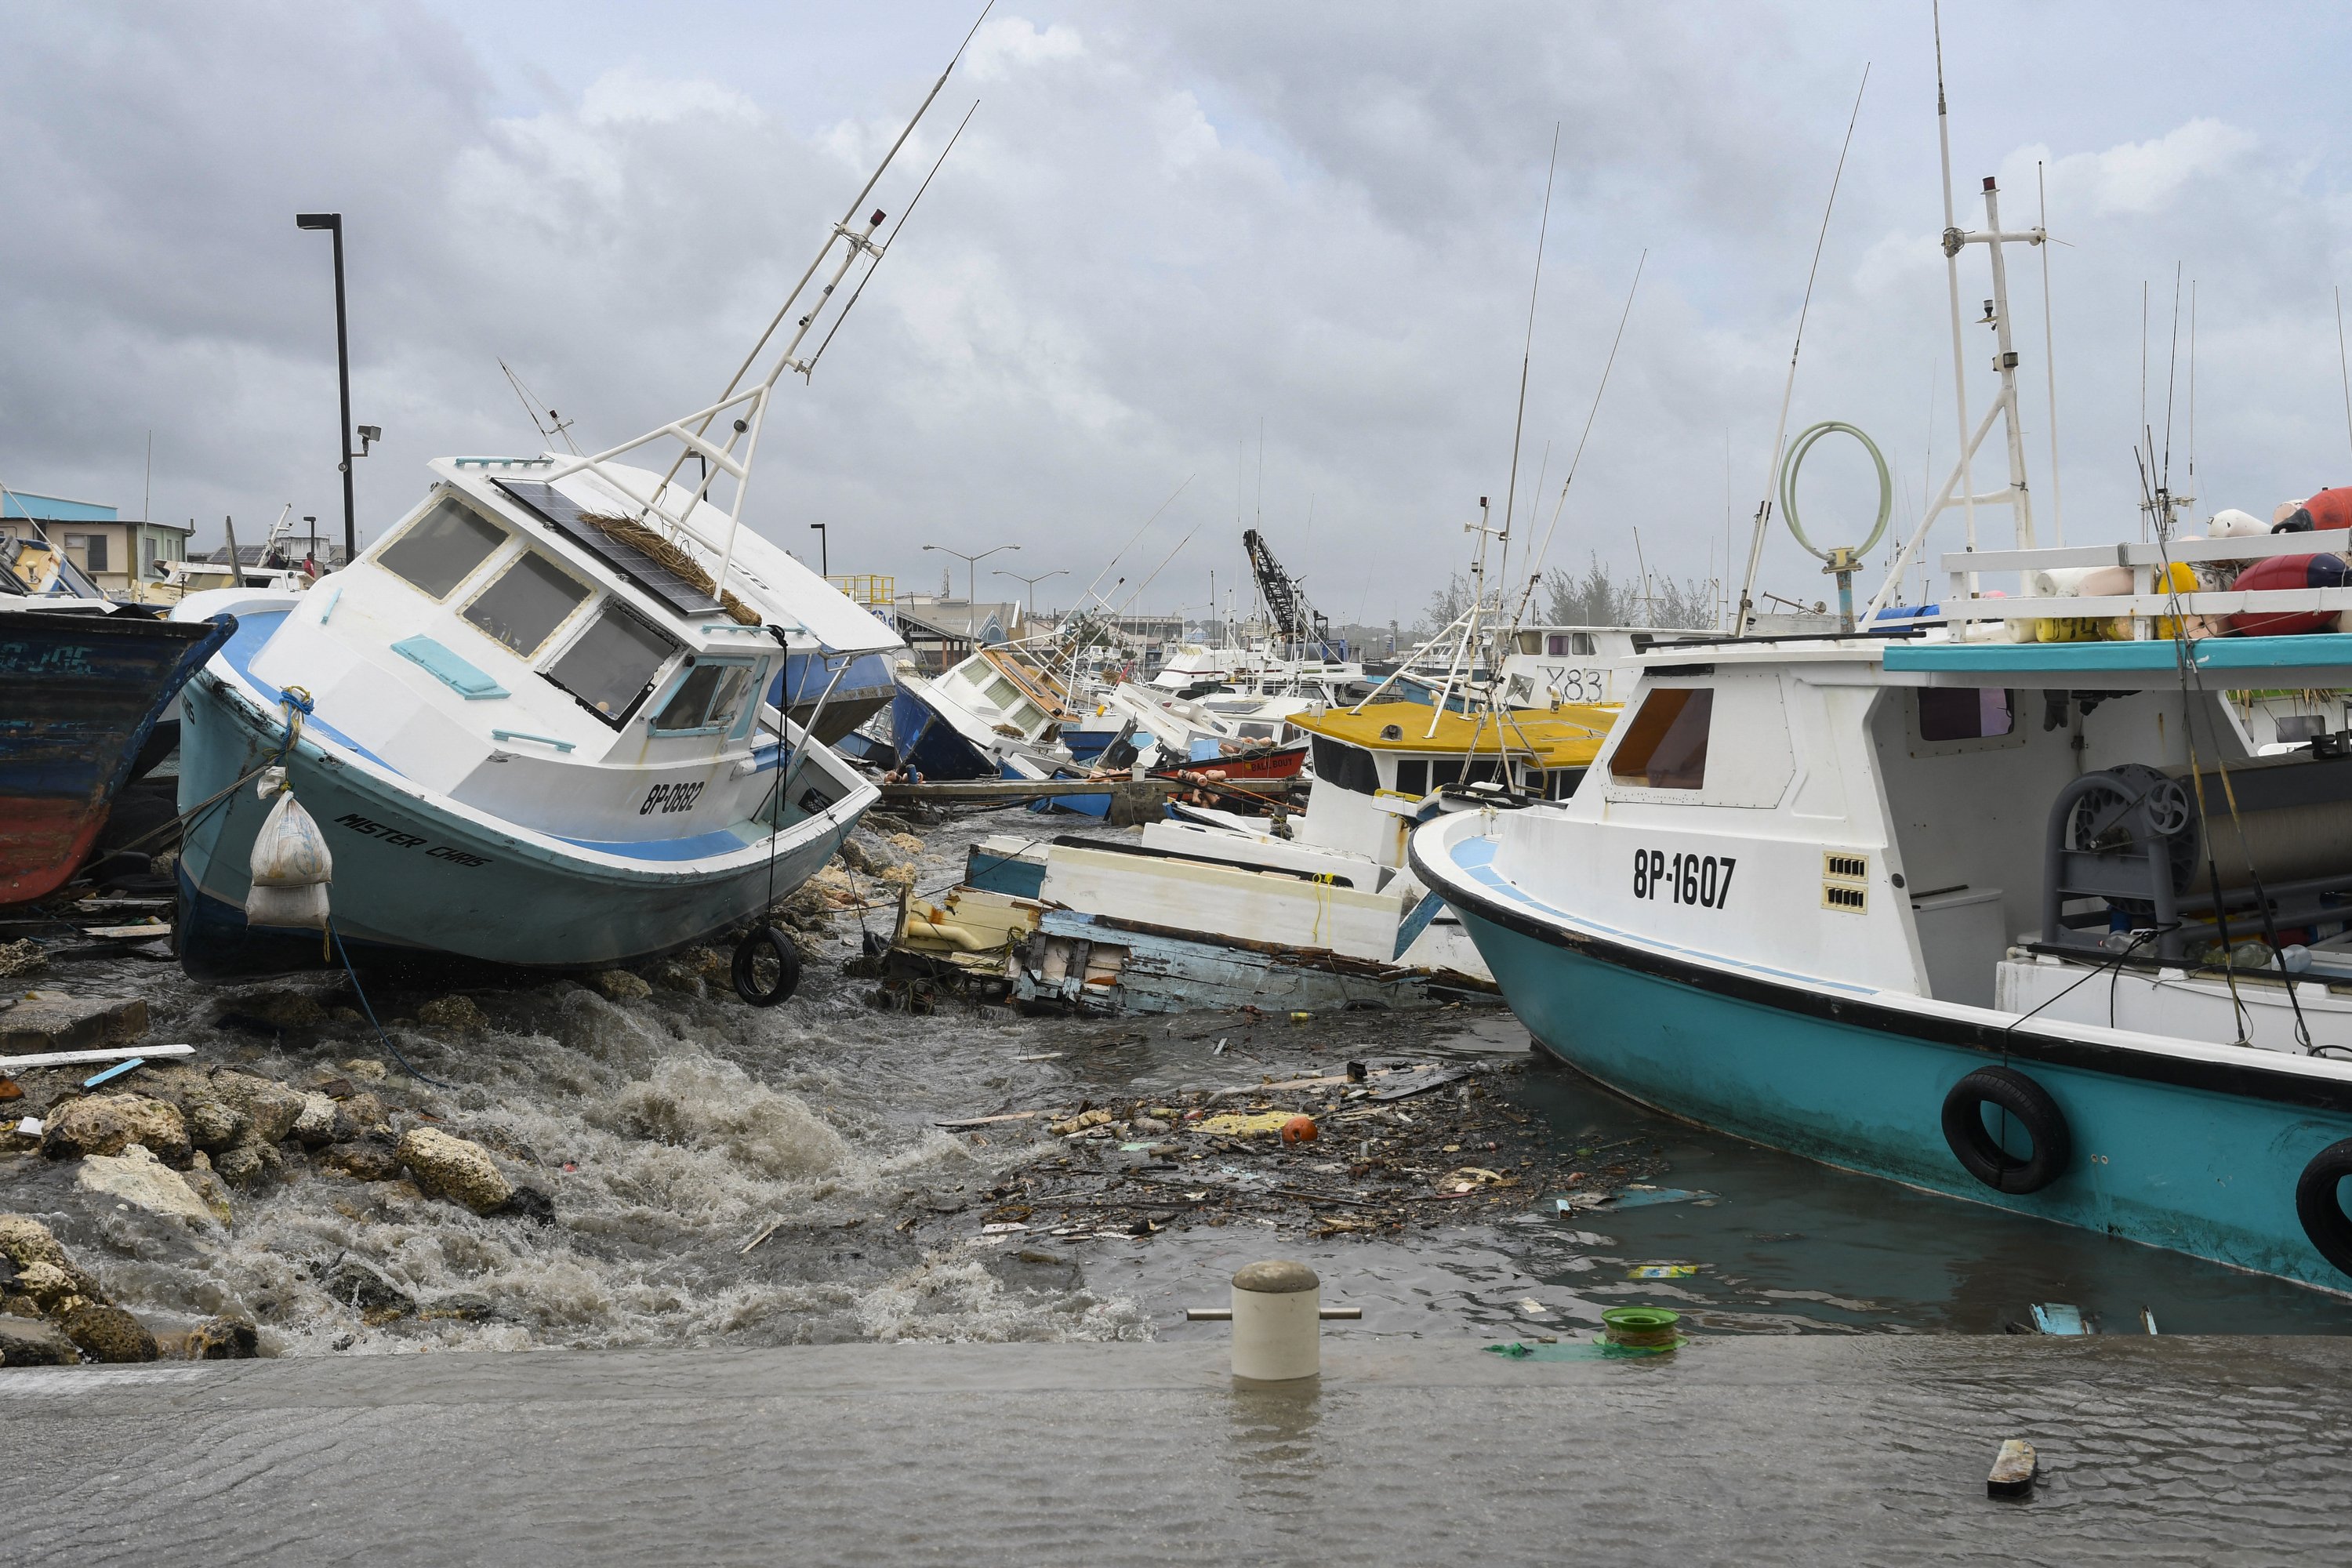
xmin=221 ymin=457 xmax=897 ymax=848
xmin=1505 ymin=622 xmax=2352 ymax=1054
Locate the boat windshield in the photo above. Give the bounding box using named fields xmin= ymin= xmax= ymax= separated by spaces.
xmin=651 ymin=661 xmax=755 ymax=734
xmin=381 ymin=499 xmax=506 ymax=600
xmin=1610 ymin=688 xmax=1712 ymax=789
xmin=543 ymin=603 xmax=677 ymax=723
xmin=464 ymin=551 xmax=589 ymax=658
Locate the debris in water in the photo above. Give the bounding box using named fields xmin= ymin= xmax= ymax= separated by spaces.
xmin=1987 ymin=1439 xmax=2038 ymax=1498
xmin=2030 ymin=1302 xmax=2091 ymax=1335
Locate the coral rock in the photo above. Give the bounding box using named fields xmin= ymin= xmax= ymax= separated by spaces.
xmin=0 ymin=1214 xmax=70 ymax=1271
xmin=62 ymin=1304 xmax=158 ymax=1363
xmin=185 ymin=1098 xmax=246 ymax=1152
xmin=589 ymin=969 xmax=652 ymax=1002
xmin=186 ymin=1315 xmax=260 ymax=1359
xmin=213 ymin=1141 xmax=283 ymax=1190
xmin=0 ymin=1316 xmax=78 ymax=1366
xmin=319 ymin=1141 xmax=404 ymax=1182
xmin=397 ymin=1127 xmax=514 ymax=1214
xmin=292 ymin=1092 xmax=341 ymax=1147
xmin=418 ymin=994 xmax=488 ymax=1033
xmin=75 ymin=1144 xmax=220 ymax=1225
xmin=204 ymin=1073 xmax=306 ymax=1145
xmin=42 ymin=1094 xmax=191 ymax=1164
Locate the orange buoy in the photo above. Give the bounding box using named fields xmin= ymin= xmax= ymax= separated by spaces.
xmin=1280 ymin=1115 xmax=1319 ymax=1145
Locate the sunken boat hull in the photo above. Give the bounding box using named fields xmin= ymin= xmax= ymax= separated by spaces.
xmin=0 ymin=608 xmax=231 ymax=904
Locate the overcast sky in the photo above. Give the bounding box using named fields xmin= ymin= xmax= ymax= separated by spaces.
xmin=6 ymin=2 xmax=2352 ymax=626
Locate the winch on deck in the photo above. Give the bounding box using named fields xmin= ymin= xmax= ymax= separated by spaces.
xmin=2042 ymin=753 xmax=2352 ymax=972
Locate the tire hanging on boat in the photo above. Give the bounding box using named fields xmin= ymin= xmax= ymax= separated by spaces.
xmin=731 ymin=924 xmax=801 ymax=1007
xmin=1940 ymin=1066 xmax=2071 ymax=1193
xmin=2293 ymin=1138 xmax=2352 ymax=1276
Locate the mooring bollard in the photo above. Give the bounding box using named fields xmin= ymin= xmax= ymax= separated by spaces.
xmin=1185 ymin=1260 xmax=1360 ymax=1380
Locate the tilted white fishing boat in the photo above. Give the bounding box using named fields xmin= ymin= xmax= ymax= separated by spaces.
xmin=169 ymin=30 xmax=983 ymax=981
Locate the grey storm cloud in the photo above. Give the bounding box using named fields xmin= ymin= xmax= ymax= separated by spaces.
xmin=4 ymin=1 xmax=2350 ymax=626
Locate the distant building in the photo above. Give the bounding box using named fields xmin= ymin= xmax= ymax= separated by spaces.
xmin=891 ymin=597 xmax=1028 ymax=674
xmin=0 ymin=491 xmax=191 ymax=597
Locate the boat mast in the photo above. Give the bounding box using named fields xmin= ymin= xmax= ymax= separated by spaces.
xmin=1860 ymin=13 xmax=2048 ymax=632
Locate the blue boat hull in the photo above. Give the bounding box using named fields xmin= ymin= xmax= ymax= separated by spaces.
xmin=0 ymin=609 xmax=230 ymax=903
xmin=1430 ymin=858 xmax=2352 ymax=1292
xmin=775 ymin=649 xmax=895 ymax=745
xmin=887 ymin=685 xmax=995 ymax=779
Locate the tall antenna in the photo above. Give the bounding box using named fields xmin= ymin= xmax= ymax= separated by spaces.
xmin=2188 ymin=278 xmax=2198 ymax=512
xmin=499 ymin=358 xmax=579 ymax=454
xmin=1732 ymin=64 xmax=1869 ymax=634
xmin=1516 ymin=249 xmax=1646 ymax=625
xmin=1497 ymin=124 xmax=1561 ymax=597
xmin=2336 ymin=285 xmax=2352 ymax=464
xmin=1933 ymin=2 xmax=1977 ymax=574
xmin=142 ymin=430 xmax=152 ymax=525
xmin=2036 ymin=160 xmax=2064 ymax=543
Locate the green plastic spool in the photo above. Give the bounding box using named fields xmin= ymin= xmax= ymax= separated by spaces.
xmin=1602 ymin=1305 xmax=1682 ymax=1350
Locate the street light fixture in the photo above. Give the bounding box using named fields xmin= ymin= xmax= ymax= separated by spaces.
xmin=921 ymin=542 xmax=1018 ymax=606
xmin=808 ymin=522 xmax=828 ymax=577
xmin=994 ymin=565 xmax=1067 ymax=620
xmin=294 ymin=212 xmax=364 ymax=567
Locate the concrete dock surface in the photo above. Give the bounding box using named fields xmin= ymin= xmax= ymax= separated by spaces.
xmin=7 ymin=1334 xmax=2347 ymax=1565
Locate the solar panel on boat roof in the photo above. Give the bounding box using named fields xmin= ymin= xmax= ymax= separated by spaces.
xmin=492 ymin=479 xmax=724 ymax=619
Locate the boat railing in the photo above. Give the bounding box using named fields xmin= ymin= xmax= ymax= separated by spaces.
xmin=1934 ymin=529 xmax=2352 ymax=639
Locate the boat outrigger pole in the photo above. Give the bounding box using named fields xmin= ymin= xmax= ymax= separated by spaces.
xmin=543 ymin=2 xmax=992 ymax=609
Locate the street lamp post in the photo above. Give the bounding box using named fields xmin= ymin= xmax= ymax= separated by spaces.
xmin=921 ymin=542 xmax=1018 ymax=606
xmin=295 ymin=212 xmax=357 ymax=568
xmin=808 ymin=522 xmax=828 ymax=577
xmin=994 ymin=566 xmax=1067 ymax=622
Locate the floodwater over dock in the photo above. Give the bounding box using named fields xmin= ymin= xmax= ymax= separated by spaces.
xmin=6 ymin=805 xmax=2347 ymax=1357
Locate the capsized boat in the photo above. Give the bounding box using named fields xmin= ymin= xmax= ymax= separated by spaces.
xmin=167 ymin=31 xmax=980 ymax=978
xmin=964 ymin=698 xmax=1614 ymax=1011
xmin=0 ymin=599 xmax=232 ymax=903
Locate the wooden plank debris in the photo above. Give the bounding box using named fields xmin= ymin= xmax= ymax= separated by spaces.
xmin=0 ymin=1042 xmax=193 ymax=1072
xmin=1987 ymin=1439 xmax=2038 ymax=1498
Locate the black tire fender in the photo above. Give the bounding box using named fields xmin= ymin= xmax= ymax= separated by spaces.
xmin=2295 ymin=1138 xmax=2352 ymax=1277
xmin=1940 ymin=1065 xmax=2071 ymax=1193
xmin=731 ymin=924 xmax=802 ymax=1007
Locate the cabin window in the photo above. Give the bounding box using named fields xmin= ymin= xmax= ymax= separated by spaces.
xmin=381 ymin=498 xmax=505 ymax=600
xmin=543 ymin=603 xmax=677 ymax=725
xmin=1918 ymin=687 xmax=2014 ymax=742
xmin=463 ymin=551 xmax=590 ymax=658
xmin=1309 ymin=736 xmax=1379 ymax=795
xmin=1610 ymin=688 xmax=1712 ymax=789
xmin=984 ymin=675 xmax=1023 ymax=710
xmin=1547 ymin=633 xmax=1595 ymax=656
xmin=1395 ymin=758 xmax=1429 ymax=797
xmin=650 ymin=659 xmax=757 ymax=735
xmin=1431 ymin=759 xmax=1463 ymax=789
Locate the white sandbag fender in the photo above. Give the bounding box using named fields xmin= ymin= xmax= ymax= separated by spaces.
xmin=246 ymin=773 xmax=333 ymax=931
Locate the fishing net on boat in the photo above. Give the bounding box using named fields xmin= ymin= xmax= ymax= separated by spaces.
xmin=579 ymin=513 xmax=763 ymax=626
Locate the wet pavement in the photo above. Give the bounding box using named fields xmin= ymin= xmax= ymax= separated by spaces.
xmin=5 ymin=802 xmax=2352 ymax=1361
xmin=10 ymin=1334 xmax=2352 ymax=1565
